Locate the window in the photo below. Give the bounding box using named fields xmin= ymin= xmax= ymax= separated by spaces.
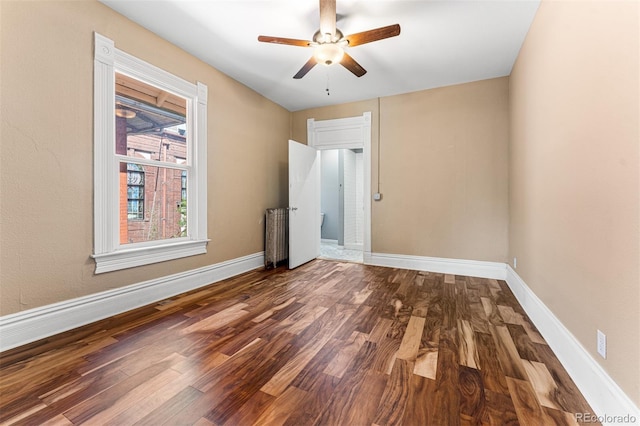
xmin=93 ymin=33 xmax=208 ymax=273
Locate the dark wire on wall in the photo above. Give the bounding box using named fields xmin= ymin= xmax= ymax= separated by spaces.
xmin=377 ymin=97 xmax=381 ymax=193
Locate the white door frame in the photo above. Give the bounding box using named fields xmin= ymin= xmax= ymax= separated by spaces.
xmin=307 ymin=112 xmax=371 ymax=256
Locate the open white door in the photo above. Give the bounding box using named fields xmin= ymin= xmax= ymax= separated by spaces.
xmin=288 ymin=140 xmax=320 ymax=269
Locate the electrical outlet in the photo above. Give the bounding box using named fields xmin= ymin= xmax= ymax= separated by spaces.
xmin=513 ymin=257 xmax=517 ymax=269
xmin=597 ymin=329 xmax=607 ymax=359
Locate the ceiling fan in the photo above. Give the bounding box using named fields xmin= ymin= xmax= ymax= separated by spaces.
xmin=258 ymin=0 xmax=401 ymax=79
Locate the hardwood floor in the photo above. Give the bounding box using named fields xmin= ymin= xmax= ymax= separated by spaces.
xmin=0 ymin=260 xmax=598 ymax=425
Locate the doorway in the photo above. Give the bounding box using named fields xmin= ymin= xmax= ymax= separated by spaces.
xmin=307 ymin=112 xmax=371 ymax=264
xmin=319 ymin=149 xmax=364 ymax=263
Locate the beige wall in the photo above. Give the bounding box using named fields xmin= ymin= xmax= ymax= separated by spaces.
xmin=293 ymin=78 xmax=510 ymax=262
xmin=509 ymin=0 xmax=639 ymax=405
xmin=0 ymin=1 xmax=290 ymax=315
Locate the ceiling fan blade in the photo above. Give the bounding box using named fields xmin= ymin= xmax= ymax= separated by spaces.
xmin=258 ymin=35 xmax=312 ymax=47
xmin=344 ymin=24 xmax=401 ymax=47
xmin=341 ymin=52 xmax=366 ymax=77
xmin=319 ymin=0 xmax=337 ymax=38
xmin=294 ymin=57 xmax=318 ymax=79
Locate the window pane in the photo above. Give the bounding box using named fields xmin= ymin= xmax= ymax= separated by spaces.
xmin=115 ymin=73 xmax=189 ymax=244
xmin=115 ymin=72 xmax=187 ymax=165
xmin=181 ymin=170 xmax=187 ymax=202
xmin=120 ymin=162 xmax=187 ymax=243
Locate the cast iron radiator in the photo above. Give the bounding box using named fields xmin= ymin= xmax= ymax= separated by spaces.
xmin=265 ymin=208 xmax=288 ymax=269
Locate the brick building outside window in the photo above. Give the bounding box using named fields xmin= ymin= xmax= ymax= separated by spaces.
xmin=122 ymin=130 xmax=187 ymax=244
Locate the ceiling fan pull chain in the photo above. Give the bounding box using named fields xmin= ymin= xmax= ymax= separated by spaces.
xmin=326 ymin=69 xmax=331 ymax=96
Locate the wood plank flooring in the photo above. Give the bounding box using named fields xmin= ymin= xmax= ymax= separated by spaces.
xmin=0 ymin=260 xmax=598 ymax=425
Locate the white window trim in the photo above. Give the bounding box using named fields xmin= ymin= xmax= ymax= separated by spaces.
xmin=92 ymin=33 xmax=208 ymax=274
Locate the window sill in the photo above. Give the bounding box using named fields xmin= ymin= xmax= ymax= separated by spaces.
xmin=92 ymin=239 xmax=209 ymax=274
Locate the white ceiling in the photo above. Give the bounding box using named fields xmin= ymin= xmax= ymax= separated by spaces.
xmin=99 ymin=0 xmax=540 ymax=112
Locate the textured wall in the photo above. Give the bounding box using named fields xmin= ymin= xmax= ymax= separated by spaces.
xmin=293 ymin=78 xmax=509 ymax=262
xmin=509 ymin=0 xmax=639 ymax=405
xmin=0 ymin=0 xmax=290 ymax=315
xmin=375 ymin=78 xmax=509 ymax=261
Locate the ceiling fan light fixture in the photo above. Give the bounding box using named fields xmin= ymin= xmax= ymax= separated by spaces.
xmin=314 ymin=43 xmax=344 ymax=66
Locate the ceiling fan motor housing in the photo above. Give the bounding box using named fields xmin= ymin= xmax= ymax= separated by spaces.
xmin=313 ymin=29 xmax=344 ymax=44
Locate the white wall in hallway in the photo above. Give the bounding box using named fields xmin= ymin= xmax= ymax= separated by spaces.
xmin=343 ymin=149 xmax=363 ymax=250
xmin=355 ymin=151 xmax=363 ymax=246
xmin=320 ymin=150 xmax=339 ymax=240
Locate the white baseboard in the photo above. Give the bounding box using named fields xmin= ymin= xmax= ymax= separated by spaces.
xmin=365 ymin=252 xmax=507 ymax=280
xmin=344 ymin=243 xmax=363 ymax=251
xmin=321 ymin=239 xmax=338 ymax=244
xmin=0 ymin=252 xmax=264 ymax=352
xmin=505 ymin=266 xmax=640 ymax=425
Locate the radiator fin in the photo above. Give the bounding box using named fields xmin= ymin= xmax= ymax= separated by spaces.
xmin=265 ymin=208 xmax=288 ymax=269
